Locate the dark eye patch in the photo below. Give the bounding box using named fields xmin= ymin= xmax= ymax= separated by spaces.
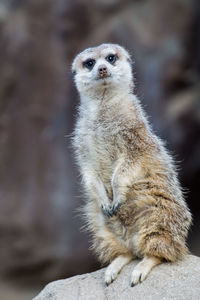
xmin=106 ymin=54 xmax=118 ymax=64
xmin=83 ymin=59 xmax=96 ymax=70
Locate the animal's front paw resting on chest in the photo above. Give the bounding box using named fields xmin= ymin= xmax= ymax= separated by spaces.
xmin=101 ymin=201 xmax=121 ymax=217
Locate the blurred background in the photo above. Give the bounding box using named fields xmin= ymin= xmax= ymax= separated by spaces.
xmin=0 ymin=0 xmax=199 ymax=299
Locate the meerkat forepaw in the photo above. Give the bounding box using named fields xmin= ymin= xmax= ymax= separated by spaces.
xmin=101 ymin=204 xmax=113 ymax=217
xmin=101 ymin=201 xmax=121 ymax=217
xmin=112 ymin=202 xmax=121 ymax=215
xmin=111 ymin=194 xmax=122 ymax=215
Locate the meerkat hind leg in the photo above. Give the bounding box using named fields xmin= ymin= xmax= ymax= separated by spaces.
xmin=131 ymin=256 xmax=161 ymax=287
xmin=105 ymin=254 xmax=133 ymax=286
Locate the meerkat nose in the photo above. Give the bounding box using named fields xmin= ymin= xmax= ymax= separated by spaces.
xmin=98 ymin=64 xmax=108 ymax=77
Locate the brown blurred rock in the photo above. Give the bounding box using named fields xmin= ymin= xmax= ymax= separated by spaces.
xmin=0 ymin=0 xmax=96 ymax=284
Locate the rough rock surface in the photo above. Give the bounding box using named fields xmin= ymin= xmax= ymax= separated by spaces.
xmin=34 ymin=255 xmax=200 ymax=300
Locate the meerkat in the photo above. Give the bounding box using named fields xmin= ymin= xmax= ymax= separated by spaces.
xmin=72 ymin=43 xmax=192 ymax=287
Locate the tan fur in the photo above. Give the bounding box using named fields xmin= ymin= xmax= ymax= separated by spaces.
xmin=72 ymin=43 xmax=192 ymax=286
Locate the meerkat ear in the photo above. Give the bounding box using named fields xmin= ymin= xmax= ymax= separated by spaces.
xmin=72 ymin=68 xmax=76 ymax=75
xmin=119 ymin=45 xmax=133 ymax=65
xmin=71 ymin=58 xmax=77 ymax=75
xmin=127 ymin=56 xmax=132 ymax=63
xmin=126 ymin=52 xmax=133 ymax=65
xmin=72 ymin=66 xmax=76 ymax=75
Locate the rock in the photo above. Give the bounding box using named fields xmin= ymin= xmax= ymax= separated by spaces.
xmin=34 ymin=255 xmax=200 ymax=300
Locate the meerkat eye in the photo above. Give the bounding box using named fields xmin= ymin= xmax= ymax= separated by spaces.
xmin=106 ymin=54 xmax=118 ymax=64
xmin=83 ymin=59 xmax=96 ymax=70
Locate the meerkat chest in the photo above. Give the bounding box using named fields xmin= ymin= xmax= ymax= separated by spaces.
xmin=76 ymin=115 xmax=118 ymax=180
xmin=88 ymin=123 xmax=115 ymax=164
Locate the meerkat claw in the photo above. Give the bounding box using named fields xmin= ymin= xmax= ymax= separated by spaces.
xmin=106 ymin=210 xmax=113 ymax=217
xmin=139 ymin=274 xmax=142 ymax=283
xmin=101 ymin=204 xmax=113 ymax=217
xmin=112 ymin=202 xmax=121 ymax=215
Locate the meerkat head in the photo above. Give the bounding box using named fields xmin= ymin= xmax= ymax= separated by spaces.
xmin=72 ymin=43 xmax=134 ymax=98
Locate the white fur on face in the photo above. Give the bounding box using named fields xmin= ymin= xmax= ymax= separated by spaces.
xmin=72 ymin=44 xmax=134 ymax=98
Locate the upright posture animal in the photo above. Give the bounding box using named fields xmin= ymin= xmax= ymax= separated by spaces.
xmin=72 ymin=43 xmax=191 ymax=286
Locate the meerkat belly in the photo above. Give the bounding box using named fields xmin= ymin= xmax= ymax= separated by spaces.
xmin=105 ymin=215 xmax=140 ymax=254
xmin=79 ymin=122 xmax=139 ymax=248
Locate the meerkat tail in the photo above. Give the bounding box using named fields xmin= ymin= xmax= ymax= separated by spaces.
xmin=105 ymin=254 xmax=133 ymax=286
xmin=130 ymin=256 xmax=161 ymax=287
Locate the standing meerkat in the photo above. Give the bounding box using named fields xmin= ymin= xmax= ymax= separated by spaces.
xmin=72 ymin=43 xmax=192 ymax=287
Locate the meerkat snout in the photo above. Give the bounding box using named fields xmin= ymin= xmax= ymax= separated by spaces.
xmin=98 ymin=64 xmax=109 ymax=79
